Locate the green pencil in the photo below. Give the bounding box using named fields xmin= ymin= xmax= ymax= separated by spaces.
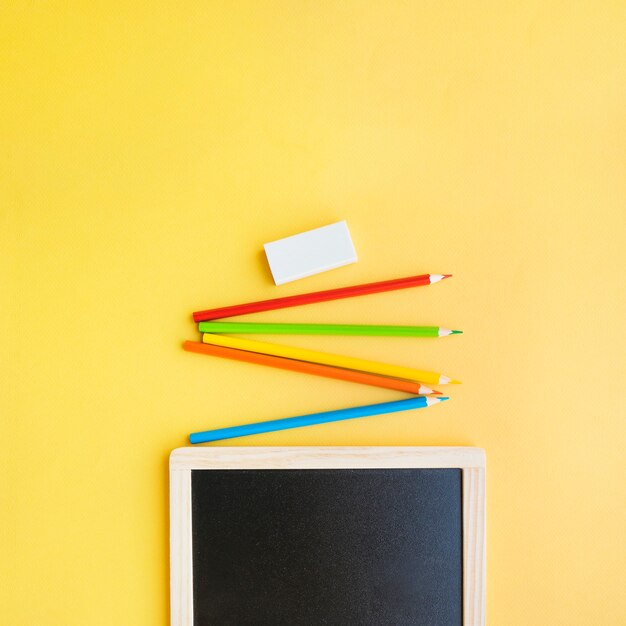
xmin=197 ymin=321 xmax=462 ymax=337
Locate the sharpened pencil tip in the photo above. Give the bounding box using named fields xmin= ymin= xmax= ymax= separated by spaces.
xmin=451 ymin=330 xmax=463 ymax=334
xmin=431 ymin=390 xmax=443 ymax=395
xmin=426 ymin=396 xmax=449 ymax=406
xmin=443 ymin=274 xmax=453 ymax=279
xmin=449 ymin=379 xmax=462 ymax=384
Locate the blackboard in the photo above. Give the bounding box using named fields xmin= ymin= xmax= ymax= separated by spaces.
xmin=191 ymin=468 xmax=462 ymax=626
xmin=170 ymin=447 xmax=486 ymax=626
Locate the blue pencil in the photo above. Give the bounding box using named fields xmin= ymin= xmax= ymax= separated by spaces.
xmin=189 ymin=396 xmax=448 ymax=444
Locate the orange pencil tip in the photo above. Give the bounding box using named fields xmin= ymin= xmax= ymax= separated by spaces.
xmin=431 ymin=390 xmax=443 ymax=395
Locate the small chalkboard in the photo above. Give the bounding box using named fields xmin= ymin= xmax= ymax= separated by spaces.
xmin=170 ymin=447 xmax=485 ymax=626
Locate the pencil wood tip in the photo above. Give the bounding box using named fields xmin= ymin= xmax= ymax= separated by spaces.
xmin=427 ymin=396 xmax=449 ymax=405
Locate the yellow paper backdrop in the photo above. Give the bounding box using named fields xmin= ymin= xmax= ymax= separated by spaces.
xmin=1 ymin=2 xmax=624 ymax=624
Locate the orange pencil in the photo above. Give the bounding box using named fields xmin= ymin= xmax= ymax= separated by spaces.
xmin=183 ymin=341 xmax=440 ymax=395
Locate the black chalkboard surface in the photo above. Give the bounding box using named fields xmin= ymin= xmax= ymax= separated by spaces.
xmin=190 ymin=468 xmax=462 ymax=626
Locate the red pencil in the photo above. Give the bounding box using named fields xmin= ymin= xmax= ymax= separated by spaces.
xmin=192 ymin=273 xmax=451 ymax=322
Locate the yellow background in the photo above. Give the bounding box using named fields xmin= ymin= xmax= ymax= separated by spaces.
xmin=1 ymin=2 xmax=624 ymax=624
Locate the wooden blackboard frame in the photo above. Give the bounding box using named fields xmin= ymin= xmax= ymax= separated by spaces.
xmin=170 ymin=447 xmax=486 ymax=626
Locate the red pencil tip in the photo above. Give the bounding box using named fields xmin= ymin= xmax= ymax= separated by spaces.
xmin=443 ymin=274 xmax=453 ymax=279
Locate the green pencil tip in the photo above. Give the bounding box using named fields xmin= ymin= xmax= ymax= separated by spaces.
xmin=451 ymin=330 xmax=463 ymax=334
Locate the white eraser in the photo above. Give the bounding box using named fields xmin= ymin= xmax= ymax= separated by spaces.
xmin=264 ymin=221 xmax=358 ymax=285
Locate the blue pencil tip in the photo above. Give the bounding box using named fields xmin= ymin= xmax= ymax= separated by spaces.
xmin=439 ymin=397 xmax=450 ymax=402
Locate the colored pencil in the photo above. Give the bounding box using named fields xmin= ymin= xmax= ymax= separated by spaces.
xmin=192 ymin=273 xmax=451 ymax=322
xmin=183 ymin=340 xmax=440 ymax=395
xmin=189 ymin=396 xmax=448 ymax=444
xmin=198 ymin=321 xmax=462 ymax=337
xmin=201 ymin=333 xmax=461 ymax=385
